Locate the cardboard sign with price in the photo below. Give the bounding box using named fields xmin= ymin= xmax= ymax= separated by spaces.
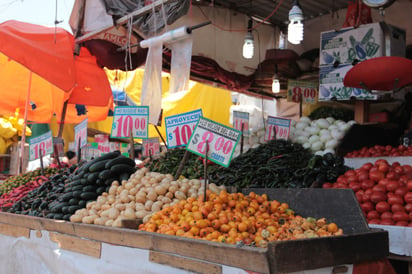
xmin=165 ymin=109 xmax=202 ymax=148
xmin=264 ymin=116 xmax=291 ymax=141
xmin=29 ymin=131 xmax=53 ymax=161
xmin=142 ymin=137 xmax=160 ymax=158
xmin=232 ymin=110 xmax=250 ymax=136
xmin=111 ymin=106 xmax=149 ymax=139
xmin=74 ymin=118 xmax=88 ymax=149
xmin=186 ymin=117 xmax=241 ymax=168
xmin=287 ymin=80 xmax=318 ymax=104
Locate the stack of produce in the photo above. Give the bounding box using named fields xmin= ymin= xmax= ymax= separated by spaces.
xmin=209 ymin=139 xmax=349 ymax=189
xmin=139 ymin=191 xmax=343 ymax=247
xmin=8 ymin=152 xmax=137 ymax=220
xmin=0 ymin=109 xmax=32 ymax=153
xmin=323 ymin=160 xmax=412 ymax=226
xmin=289 ymin=116 xmax=356 ymax=155
xmin=69 ymin=167 xmax=226 ymax=227
xmin=344 ymin=144 xmax=412 ymax=158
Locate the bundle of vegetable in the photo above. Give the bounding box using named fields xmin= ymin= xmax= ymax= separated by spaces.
xmin=146 ymin=148 xmax=220 ymax=179
xmin=0 ymin=167 xmax=58 ymax=196
xmin=308 ymin=106 xmax=354 ymax=122
xmin=0 ymin=175 xmax=48 ymax=208
xmin=46 ymin=152 xmax=137 ymax=221
xmin=69 ymin=167 xmax=225 ymax=227
xmin=290 ymin=116 xmax=356 ymax=155
xmin=139 ymin=191 xmax=343 ymax=247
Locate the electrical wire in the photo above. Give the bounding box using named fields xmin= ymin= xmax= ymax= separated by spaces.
xmin=196 ymin=0 xmax=285 ymax=32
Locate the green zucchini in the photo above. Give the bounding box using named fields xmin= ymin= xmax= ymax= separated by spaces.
xmin=96 ymin=186 xmax=106 ymax=195
xmin=62 ymin=192 xmax=73 ymax=202
xmin=72 ymin=191 xmax=82 ymax=199
xmin=104 ymin=177 xmax=117 ymax=186
xmin=53 ymin=213 xmax=64 ymax=220
xmin=82 ymin=185 xmax=97 ymax=192
xmin=98 ymin=170 xmax=113 ymax=180
xmin=80 ymin=192 xmax=98 ymax=200
xmin=68 ymin=205 xmax=82 ymax=214
xmin=86 ymin=172 xmax=100 ymax=183
xmin=69 ymin=198 xmax=79 ymax=206
xmin=89 ymin=160 xmax=110 ymax=173
xmin=78 ymin=200 xmax=87 ymax=208
xmin=110 ymin=164 xmax=136 ymax=175
xmin=105 ymin=156 xmax=136 ymax=169
xmin=72 ymin=185 xmax=83 ymax=192
xmin=63 ymin=214 xmax=72 ymax=221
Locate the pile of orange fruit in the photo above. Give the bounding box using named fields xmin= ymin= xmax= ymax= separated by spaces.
xmin=138 ymin=190 xmax=343 ymax=247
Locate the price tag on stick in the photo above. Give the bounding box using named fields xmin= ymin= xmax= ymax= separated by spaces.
xmin=187 ymin=117 xmax=241 ymax=168
xmin=233 ymin=110 xmax=249 ymax=137
xmin=287 ymin=80 xmax=318 ymax=104
xmin=143 ymin=137 xmax=160 ymax=158
xmin=265 ymin=116 xmax=291 ymax=141
xmin=74 ymin=118 xmax=88 ymax=149
xmin=111 ymin=106 xmax=149 ymax=139
xmin=165 ymin=109 xmax=203 ymax=148
xmin=29 ymin=131 xmax=53 ymax=161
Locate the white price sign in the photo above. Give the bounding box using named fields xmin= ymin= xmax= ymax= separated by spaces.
xmin=111 ymin=106 xmax=149 ymax=139
xmin=142 ymin=137 xmax=160 ymax=158
xmin=29 ymin=131 xmax=53 ymax=161
xmin=74 ymin=118 xmax=88 ymax=149
xmin=165 ymin=109 xmax=202 ymax=148
xmin=265 ymin=116 xmax=291 ymax=141
xmin=233 ymin=110 xmax=249 ymax=136
xmin=287 ymin=80 xmax=318 ymax=104
xmin=187 ymin=117 xmax=241 ymax=168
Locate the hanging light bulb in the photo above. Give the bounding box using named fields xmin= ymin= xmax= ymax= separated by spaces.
xmin=272 ymin=64 xmax=280 ymax=93
xmin=288 ymin=0 xmax=304 ymax=45
xmin=242 ymin=19 xmax=254 ymax=59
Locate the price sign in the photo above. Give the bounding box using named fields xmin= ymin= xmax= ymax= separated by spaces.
xmin=187 ymin=117 xmax=241 ymax=168
xmin=233 ymin=110 xmax=250 ymax=137
xmin=142 ymin=137 xmax=160 ymax=158
xmin=165 ymin=109 xmax=203 ymax=148
xmin=29 ymin=131 xmax=53 ymax=161
xmin=265 ymin=116 xmax=291 ymax=141
xmin=111 ymin=106 xmax=149 ymax=139
xmin=287 ymin=80 xmax=318 ymax=104
xmin=74 ymin=118 xmax=88 ymax=149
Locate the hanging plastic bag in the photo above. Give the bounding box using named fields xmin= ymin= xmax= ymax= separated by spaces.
xmin=342 ymin=0 xmax=372 ymax=28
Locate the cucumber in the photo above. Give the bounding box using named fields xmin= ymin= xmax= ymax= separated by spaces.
xmin=119 ymin=172 xmax=131 ymax=182
xmin=104 ymin=177 xmax=117 ymax=186
xmin=80 ymin=192 xmax=98 ymax=200
xmin=62 ymin=206 xmax=70 ymax=214
xmin=72 ymin=185 xmax=83 ymax=192
xmin=80 ymin=178 xmax=89 ymax=185
xmin=68 ymin=205 xmax=82 ymax=214
xmin=78 ymin=200 xmax=87 ymax=208
xmin=96 ymin=186 xmax=106 ymax=195
xmin=63 ymin=214 xmax=72 ymax=221
xmin=86 ymin=172 xmax=99 ymax=183
xmin=110 ymin=164 xmax=136 ymax=175
xmin=50 ymin=202 xmax=68 ymax=213
xmin=46 ymin=213 xmax=55 ymax=219
xmin=53 ymin=213 xmax=64 ymax=220
xmin=62 ymin=192 xmax=73 ymax=202
xmin=82 ymin=185 xmax=97 ymax=192
xmin=99 ymin=170 xmax=113 ymax=180
xmin=65 ymin=179 xmax=82 ymax=188
xmin=69 ymin=198 xmax=79 ymax=206
xmin=72 ymin=191 xmax=82 ymax=199
xmin=89 ymin=159 xmax=110 ymax=173
xmin=105 ymin=156 xmax=136 ymax=169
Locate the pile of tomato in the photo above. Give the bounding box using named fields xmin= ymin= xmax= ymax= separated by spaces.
xmin=344 ymin=145 xmax=412 ymax=158
xmin=323 ymin=160 xmax=412 ymax=226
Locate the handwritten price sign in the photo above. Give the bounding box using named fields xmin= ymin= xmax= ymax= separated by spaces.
xmin=142 ymin=137 xmax=160 ymax=158
xmin=111 ymin=106 xmax=149 ymax=139
xmin=29 ymin=131 xmax=53 ymax=161
xmin=265 ymin=116 xmax=291 ymax=141
xmin=74 ymin=118 xmax=88 ymax=149
xmin=187 ymin=117 xmax=241 ymax=168
xmin=287 ymin=80 xmax=318 ymax=104
xmin=165 ymin=109 xmax=202 ymax=148
xmin=233 ymin=110 xmax=250 ymax=137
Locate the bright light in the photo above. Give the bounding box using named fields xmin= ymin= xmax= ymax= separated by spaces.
xmin=272 ymin=77 xmax=280 ymax=93
xmin=288 ymin=1 xmax=304 ymax=45
xmin=242 ymin=32 xmax=254 ymax=59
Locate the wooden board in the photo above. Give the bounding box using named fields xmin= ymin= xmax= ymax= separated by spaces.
xmin=49 ymin=232 xmax=102 ymax=258
xmin=0 ymin=223 xmax=30 ymax=238
xmin=149 ymin=250 xmax=222 ymax=274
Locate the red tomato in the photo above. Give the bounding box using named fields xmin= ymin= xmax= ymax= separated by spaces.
xmin=357 ymin=171 xmax=369 ymax=182
xmin=361 ymin=163 xmax=374 ymax=171
xmin=337 ymin=176 xmax=348 ymax=185
xmin=395 ymin=221 xmax=409 ymax=227
xmin=380 ymin=219 xmax=395 ymax=226
xmin=367 ymin=210 xmax=380 ymax=220
xmin=404 ymin=192 xmax=412 ymax=204
xmin=378 ymin=178 xmax=389 ymax=187
xmin=370 ymin=191 xmax=387 ymax=204
xmin=369 ymin=170 xmax=385 ymax=182
xmin=394 ymin=166 xmax=404 ymax=174
xmin=386 ymin=181 xmax=400 ymax=192
xmin=386 ymin=172 xmax=400 ymax=180
xmin=362 ymin=193 xmax=371 ymax=202
xmin=387 ymin=194 xmax=404 ymax=205
xmin=394 ymin=187 xmax=408 ymax=197
xmin=391 ymin=204 xmax=405 ymax=212
xmin=355 ymin=192 xmax=364 ymax=203
xmin=393 ymin=211 xmax=409 ymax=222
xmin=361 ymin=202 xmax=374 ymax=213
xmin=372 ymin=184 xmax=387 ymax=193
xmin=377 ymin=163 xmax=390 ymax=173
xmin=322 ymin=182 xmax=333 ymax=189
xmin=349 ymin=182 xmax=361 ymax=192
xmin=375 ymin=201 xmax=390 ymax=213
xmin=404 ymin=203 xmax=412 ymax=213
xmin=368 ymin=219 xmax=381 ymax=224
xmin=361 ymin=180 xmax=375 ymax=190
xmin=407 ymin=180 xmax=412 ymax=191
xmin=345 ymin=170 xmax=357 ymax=177
xmin=375 ymin=159 xmax=389 ymax=166
xmin=409 ymin=211 xmax=412 ymax=221
xmin=380 ymin=211 xmax=393 ymax=220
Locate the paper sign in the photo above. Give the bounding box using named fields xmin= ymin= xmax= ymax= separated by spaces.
xmin=165 ymin=109 xmax=202 ymax=148
xmin=74 ymin=118 xmax=88 ymax=149
xmin=186 ymin=117 xmax=241 ymax=167
xmin=287 ymin=80 xmax=318 ymax=104
xmin=111 ymin=106 xmax=149 ymax=139
xmin=142 ymin=137 xmax=160 ymax=157
xmin=265 ymin=116 xmax=291 ymax=141
xmin=233 ymin=110 xmax=250 ymax=136
xmin=29 ymin=131 xmax=53 ymax=161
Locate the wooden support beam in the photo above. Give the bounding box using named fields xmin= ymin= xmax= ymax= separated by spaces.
xmin=0 ymin=223 xmax=30 ymax=238
xmin=354 ymin=100 xmax=370 ymax=124
xmin=49 ymin=232 xmax=102 ymax=258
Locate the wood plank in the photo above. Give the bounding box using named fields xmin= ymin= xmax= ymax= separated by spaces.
xmin=0 ymin=222 xmax=30 ymax=238
xmin=151 ymin=233 xmax=270 ymax=274
xmin=149 ymin=250 xmax=222 ymax=274
xmin=49 ymin=232 xmax=101 ymax=258
xmin=354 ymin=100 xmax=369 ymax=124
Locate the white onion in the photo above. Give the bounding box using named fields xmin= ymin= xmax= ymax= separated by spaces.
xmin=296 ymin=136 xmax=308 ymax=144
xmin=316 ymin=118 xmax=330 ymax=129
xmin=323 ymin=148 xmax=335 ymax=154
xmin=296 ymin=122 xmax=309 ymax=130
xmin=348 ymin=120 xmax=357 ymax=126
xmin=326 ymin=117 xmax=335 ymax=124
xmin=328 ymin=124 xmax=338 ymax=131
xmin=309 ymin=135 xmax=320 ymax=144
xmin=303 ymin=142 xmax=312 ymax=149
xmin=315 ymin=150 xmax=325 ymax=156
xmin=305 ymin=126 xmax=320 ymax=135
xmin=311 ymin=141 xmax=323 ymax=151
xmin=300 ymin=116 xmax=311 ymax=124
xmin=319 ymin=132 xmax=332 ymax=143
xmin=325 ymin=139 xmax=338 ymax=149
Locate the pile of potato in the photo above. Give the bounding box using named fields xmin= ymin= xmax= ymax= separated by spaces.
xmin=70 ymin=167 xmax=225 ymax=227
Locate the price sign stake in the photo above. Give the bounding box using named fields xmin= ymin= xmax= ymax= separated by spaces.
xmin=186 ymin=117 xmax=241 ymax=168
xmin=29 ymin=131 xmax=53 ymax=161
xmin=233 ymin=110 xmax=250 ymax=136
xmin=265 ymin=116 xmax=291 ymax=141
